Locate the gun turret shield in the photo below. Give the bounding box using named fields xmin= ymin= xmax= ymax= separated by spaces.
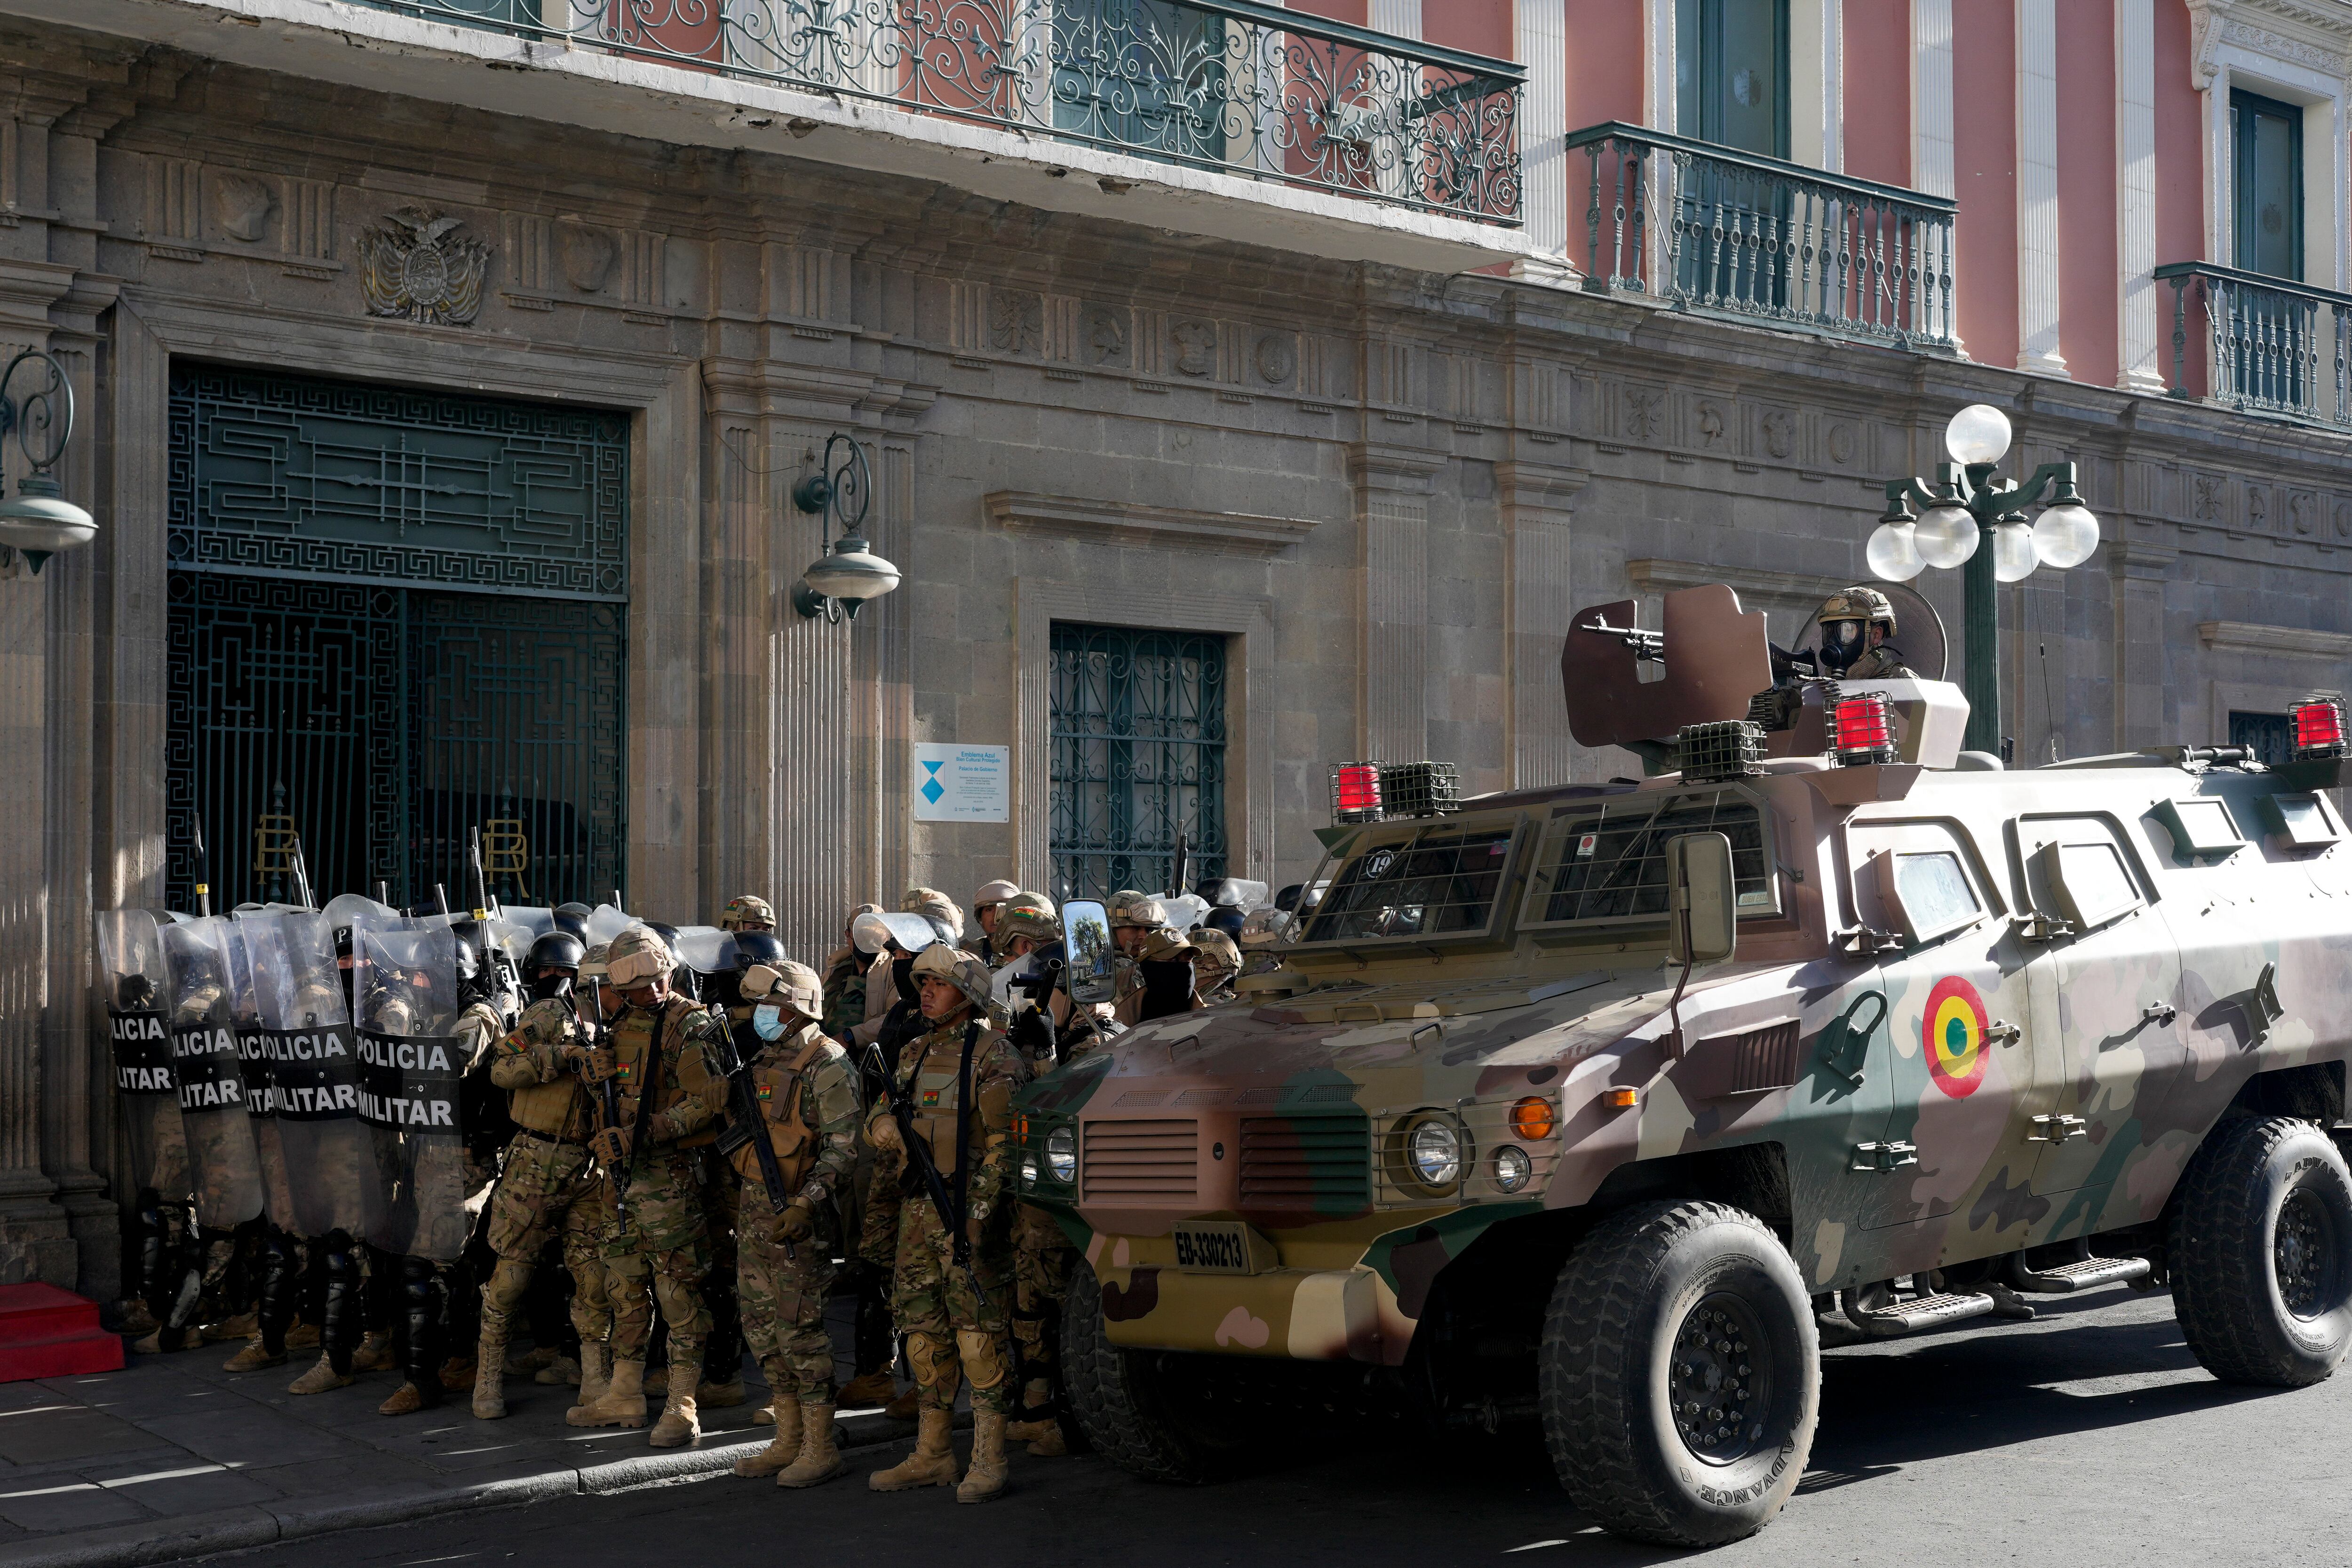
xmin=160 ymin=917 xmax=267 ymax=1229
xmin=218 ymin=918 xmax=297 ymax=1230
xmin=94 ymin=909 xmax=189 ymax=1197
xmin=245 ymin=912 xmax=381 ymax=1240
xmin=351 ymin=914 xmax=469 ymax=1261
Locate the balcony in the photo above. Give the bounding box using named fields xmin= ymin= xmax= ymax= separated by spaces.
xmin=336 ymin=0 xmax=1522 ymax=224
xmin=2154 ymin=262 xmax=2352 ymax=430
xmin=1563 ymin=121 xmax=1959 ymax=353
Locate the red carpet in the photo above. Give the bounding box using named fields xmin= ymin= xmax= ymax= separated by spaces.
xmin=0 ymin=1283 xmax=125 ymax=1381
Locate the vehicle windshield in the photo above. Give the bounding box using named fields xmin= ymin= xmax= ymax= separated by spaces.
xmin=1299 ymin=827 xmax=1516 ymax=943
xmin=1538 ymin=789 xmax=1774 ymax=925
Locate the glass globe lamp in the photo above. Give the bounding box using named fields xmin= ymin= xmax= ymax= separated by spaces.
xmin=2032 ymin=503 xmax=2100 ymax=570
xmin=1865 ymin=520 xmax=1924 ymax=581
xmin=1912 ymin=504 xmax=1979 ymax=569
xmin=1945 ymin=404 xmax=2012 ymax=466
xmin=1990 ymin=518 xmax=2038 ymax=582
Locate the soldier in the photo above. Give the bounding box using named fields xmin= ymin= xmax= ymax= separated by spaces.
xmin=719 ymin=895 xmax=776 ymax=935
xmin=1114 ymin=927 xmax=1200 ymax=1026
xmin=965 ymin=879 xmax=1020 ymax=964
xmin=1190 ymin=928 xmax=1243 ymax=1006
xmin=1815 ymin=585 xmax=1917 ymax=680
xmin=690 ymin=930 xmax=793 ymax=1412
xmin=723 ymin=958 xmax=861 ymax=1487
xmin=819 ymin=902 xmax=897 ymax=1413
xmin=469 ymin=930 xmax=612 ymax=1422
xmin=862 ymin=945 xmax=1023 ymax=1504
xmin=821 ymin=903 xmax=883 ymax=1042
xmin=565 ymin=924 xmax=728 ymax=1447
xmin=1104 ymin=891 xmax=1166 ymax=1013
xmin=848 ymin=889 xmax=962 ymax=1053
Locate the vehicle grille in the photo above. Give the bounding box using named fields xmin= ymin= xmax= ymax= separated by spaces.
xmin=1239 ymin=1111 xmax=1372 ymax=1215
xmin=1721 ymin=1021 xmax=1802 ymax=1094
xmin=1079 ymin=1118 xmax=1200 ymax=1204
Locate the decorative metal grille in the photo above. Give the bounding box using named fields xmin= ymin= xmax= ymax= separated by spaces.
xmin=2230 ymin=710 xmax=2295 ymax=768
xmin=1566 ymin=121 xmax=1959 ymax=353
xmin=168 ymin=363 xmax=629 ymax=600
xmin=166 ymin=367 xmax=629 ymax=912
xmin=349 ymin=0 xmax=1523 ymax=224
xmin=1049 ymin=623 xmax=1226 ymax=902
xmin=2156 ymin=262 xmax=2352 ymax=428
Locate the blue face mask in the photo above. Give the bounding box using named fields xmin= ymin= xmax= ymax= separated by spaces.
xmin=752 ymin=1004 xmax=787 ymax=1041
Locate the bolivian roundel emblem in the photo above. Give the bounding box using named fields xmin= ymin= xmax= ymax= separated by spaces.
xmin=1924 ymin=976 xmax=1989 ymax=1099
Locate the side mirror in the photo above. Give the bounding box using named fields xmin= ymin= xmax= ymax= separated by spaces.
xmin=1667 ymin=832 xmax=1737 ymax=965
xmin=1062 ymin=899 xmax=1114 ymax=1004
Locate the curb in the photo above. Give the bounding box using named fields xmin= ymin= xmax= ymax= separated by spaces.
xmin=0 ymin=1421 xmax=914 ymax=1568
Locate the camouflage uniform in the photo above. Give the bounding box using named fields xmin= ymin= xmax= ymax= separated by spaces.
xmin=862 ymin=1010 xmax=1024 ymax=1415
xmin=474 ymin=994 xmax=607 ymax=1417
xmin=593 ymin=994 xmax=725 ymax=1365
xmin=820 ymin=949 xmax=867 ymax=1038
xmin=731 ymin=1021 xmax=860 ymax=1405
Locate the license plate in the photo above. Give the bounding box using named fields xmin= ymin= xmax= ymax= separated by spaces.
xmin=1172 ymin=1220 xmax=1258 ymax=1275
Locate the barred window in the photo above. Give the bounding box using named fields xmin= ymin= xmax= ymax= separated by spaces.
xmin=1535 ymin=790 xmax=1776 ymax=925
xmin=1300 ymin=829 xmax=1517 ymax=943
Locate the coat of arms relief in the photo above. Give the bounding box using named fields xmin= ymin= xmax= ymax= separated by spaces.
xmin=357 ymin=206 xmax=490 ymax=326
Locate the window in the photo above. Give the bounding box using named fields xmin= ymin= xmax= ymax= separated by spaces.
xmin=1048 ymin=624 xmax=1227 ymax=901
xmin=1851 ymin=819 xmax=1994 ymax=946
xmin=1888 ymin=851 xmax=1979 ymax=941
xmin=2041 ymin=841 xmax=2140 ymax=930
xmin=1676 ymin=0 xmax=1789 ymax=156
xmin=2263 ymin=792 xmax=2341 ymax=850
xmin=2149 ymin=799 xmax=2245 ymax=863
xmin=1531 ymin=789 xmax=1776 ymax=926
xmin=1300 ymin=828 xmax=1517 ymax=944
xmin=2232 ymin=89 xmax=2304 ymax=280
xmin=2230 ymin=710 xmax=2294 ymax=769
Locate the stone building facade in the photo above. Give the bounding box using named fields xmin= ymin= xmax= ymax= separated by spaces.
xmin=3 ymin=2 xmax=2350 ymax=1296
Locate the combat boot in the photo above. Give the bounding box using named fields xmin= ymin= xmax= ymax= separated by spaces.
xmin=777 ymin=1404 xmax=848 ymax=1489
xmin=882 ymin=1385 xmax=919 ymax=1421
xmin=533 ymin=1353 xmax=580 ymax=1386
xmin=574 ymin=1343 xmax=612 ymax=1408
xmin=222 ymin=1337 xmax=284 ymax=1374
xmin=284 ymin=1321 xmax=320 ymax=1351
xmin=567 ymin=1357 xmax=647 ymax=1427
xmin=471 ymin=1321 xmax=509 ymax=1420
xmin=868 ymin=1407 xmax=958 ymax=1491
xmin=1025 ymin=1421 xmax=1068 ymax=1458
xmin=733 ymin=1398 xmax=802 ymax=1477
xmin=202 ymin=1310 xmax=259 ymax=1343
xmin=287 ymin=1351 xmax=353 ymax=1395
xmin=955 ymin=1410 xmax=1010 ymax=1504
xmin=648 ymin=1354 xmax=702 ymax=1448
xmin=351 ymin=1330 xmax=396 ymax=1371
xmin=698 ymin=1374 xmax=747 ymax=1409
xmin=837 ymin=1369 xmax=896 ymax=1409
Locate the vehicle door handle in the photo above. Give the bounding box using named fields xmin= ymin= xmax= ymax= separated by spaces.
xmin=1850 ymin=1140 xmax=1918 ymax=1172
xmin=1985 ymin=1019 xmax=2022 ymax=1046
xmin=2142 ymin=1001 xmax=2177 ymax=1027
xmin=2027 ymin=1114 xmax=2089 ymax=1143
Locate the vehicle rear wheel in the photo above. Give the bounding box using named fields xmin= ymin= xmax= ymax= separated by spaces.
xmin=1060 ymin=1259 xmax=1249 ymax=1484
xmin=2171 ymin=1114 xmax=2352 ymax=1387
xmin=1540 ymin=1200 xmax=1818 ymax=1547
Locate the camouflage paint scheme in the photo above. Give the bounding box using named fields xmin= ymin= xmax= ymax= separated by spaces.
xmin=1015 ymin=748 xmax=2352 ymax=1366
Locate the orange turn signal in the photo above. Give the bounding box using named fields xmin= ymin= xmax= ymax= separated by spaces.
xmin=1015 ymin=1114 xmax=1029 ymax=1142
xmin=1602 ymin=1087 xmax=1639 ymax=1110
xmin=1510 ymin=1095 xmax=1558 ymax=1140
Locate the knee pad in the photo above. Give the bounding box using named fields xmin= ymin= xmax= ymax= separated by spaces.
xmin=956 ymin=1327 xmax=1007 ymax=1391
xmin=481 ymin=1257 xmax=534 ymax=1317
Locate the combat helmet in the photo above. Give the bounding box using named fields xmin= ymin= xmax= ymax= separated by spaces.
xmin=1136 ymin=926 xmax=1199 ymax=963
xmin=741 ymin=958 xmax=824 ymax=1022
xmin=910 ymin=942 xmax=993 ymax=1012
xmin=971 ymin=879 xmax=1020 ymax=921
xmin=996 ymin=891 xmax=1060 ymax=952
xmin=1191 ymin=927 xmax=1241 ymax=979
xmin=1819 ymin=585 xmax=1898 ymax=634
xmin=719 ymin=895 xmax=776 ymax=933
xmin=1107 ymin=891 xmax=1167 ymax=930
xmin=900 ymin=887 xmax=964 ymax=941
xmin=605 ymin=925 xmax=675 ymax=990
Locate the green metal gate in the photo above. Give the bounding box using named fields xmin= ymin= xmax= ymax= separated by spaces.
xmin=166 ymin=364 xmax=628 ymax=910
xmin=1048 ymin=623 xmax=1226 ymax=901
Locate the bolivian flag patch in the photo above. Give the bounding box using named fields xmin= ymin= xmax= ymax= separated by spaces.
xmin=756 ymin=1083 xmax=773 ymax=1102
xmin=921 ymin=1088 xmax=941 ymax=1107
xmin=616 ymin=1063 xmax=634 ymax=1081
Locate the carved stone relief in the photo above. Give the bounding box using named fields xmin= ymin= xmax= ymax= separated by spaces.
xmin=1252 ymin=332 xmax=1295 ymax=386
xmin=1696 ymin=401 xmax=1727 ymax=447
xmin=1082 ymin=304 xmax=1128 ymax=366
xmin=356 ymin=207 xmax=488 ymax=326
xmin=1172 ymin=317 xmax=1217 ymax=376
xmin=1826 ymin=422 xmax=1855 ymax=466
xmin=556 ymin=217 xmax=618 ymax=292
xmin=990 ymin=290 xmax=1042 ymax=355
xmin=1623 ymin=385 xmax=1663 ymax=442
xmin=212 ymin=172 xmax=275 ymax=243
xmin=2192 ymin=472 xmax=2225 ymax=522
xmin=1760 ymin=408 xmax=1795 ymax=460
xmin=2290 ymin=491 xmax=2315 ymax=536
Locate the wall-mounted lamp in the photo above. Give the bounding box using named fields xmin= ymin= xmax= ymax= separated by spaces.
xmin=791 ymin=434 xmax=899 ymax=623
xmin=0 ymin=349 xmax=96 ymax=577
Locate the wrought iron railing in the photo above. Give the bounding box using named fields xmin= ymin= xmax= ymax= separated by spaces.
xmin=352 ymin=0 xmax=1524 ymax=223
xmin=1564 ymin=121 xmax=1958 ymax=351
xmin=2154 ymin=261 xmax=2352 ymax=428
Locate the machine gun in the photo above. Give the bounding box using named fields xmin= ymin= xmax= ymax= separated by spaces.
xmin=708 ymin=1017 xmax=797 ymax=1259
xmin=878 ymin=1020 xmax=987 ymax=1305
xmin=1579 ymin=613 xmax=1667 ymax=664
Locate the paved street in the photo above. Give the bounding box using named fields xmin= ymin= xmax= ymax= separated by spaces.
xmin=212 ymin=1286 xmax=2351 ymax=1567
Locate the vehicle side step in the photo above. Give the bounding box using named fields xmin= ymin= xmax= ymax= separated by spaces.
xmin=2010 ymin=1254 xmax=2152 ymax=1294
xmin=1846 ymin=1291 xmax=1998 ymax=1338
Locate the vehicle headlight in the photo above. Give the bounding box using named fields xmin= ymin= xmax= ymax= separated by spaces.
xmin=1406 ymin=1117 xmax=1462 ymax=1189
xmin=1046 ymin=1125 xmax=1077 ymax=1184
xmin=1493 ymin=1144 xmax=1533 ymax=1193
xmin=1020 ymin=1156 xmax=1039 ymax=1186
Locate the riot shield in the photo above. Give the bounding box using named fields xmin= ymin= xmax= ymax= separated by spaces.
xmin=94 ymin=909 xmax=189 ymax=1197
xmin=218 ymin=919 xmax=297 ymax=1231
xmin=671 ymin=925 xmax=737 ymax=977
xmin=159 ymin=918 xmax=266 ymax=1229
xmin=246 ymin=912 xmax=381 ymax=1240
xmin=583 ymin=903 xmax=636 ymax=946
xmin=351 ymin=914 xmax=469 ymax=1261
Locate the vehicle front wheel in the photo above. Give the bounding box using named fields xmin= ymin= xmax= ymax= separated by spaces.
xmin=1061 ymin=1259 xmax=1251 ymax=1484
xmin=2171 ymin=1113 xmax=2352 ymax=1387
xmin=1540 ymin=1201 xmax=1819 ymax=1547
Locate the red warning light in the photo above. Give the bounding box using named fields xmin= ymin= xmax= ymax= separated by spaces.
xmin=2293 ymin=697 xmax=2347 ymax=759
xmin=1831 ymin=694 xmax=1897 ymax=766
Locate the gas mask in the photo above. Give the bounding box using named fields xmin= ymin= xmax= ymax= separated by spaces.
xmin=1820 ymin=618 xmax=1869 ymax=676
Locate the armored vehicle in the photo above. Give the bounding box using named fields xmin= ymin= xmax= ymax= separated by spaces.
xmin=1015 ymin=584 xmax=2352 ymax=1545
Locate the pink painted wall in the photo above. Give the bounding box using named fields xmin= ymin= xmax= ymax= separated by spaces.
xmin=1422 ymin=0 xmax=1513 ymax=60
xmin=1842 ymin=0 xmax=1911 ymax=187
xmin=1564 ymin=0 xmax=1646 ymax=131
xmin=1286 ymin=0 xmax=1368 ymax=25
xmin=2154 ymin=0 xmax=2205 ymax=266
xmin=2056 ymin=0 xmax=2118 ymax=388
xmin=1951 ymin=0 xmax=2018 ymax=368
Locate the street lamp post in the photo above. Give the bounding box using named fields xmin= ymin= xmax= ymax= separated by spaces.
xmin=0 ymin=348 xmax=98 ymax=577
xmin=1865 ymin=404 xmax=2100 ymax=757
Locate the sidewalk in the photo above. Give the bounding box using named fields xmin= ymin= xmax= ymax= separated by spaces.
xmin=0 ymin=1303 xmax=911 ymax=1568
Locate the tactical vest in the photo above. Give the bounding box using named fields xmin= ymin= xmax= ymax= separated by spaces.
xmin=601 ymin=997 xmax=708 ymax=1139
xmin=725 ymin=1025 xmax=831 ymax=1193
xmin=506 ymin=1006 xmax=592 ymax=1141
xmin=898 ymin=1021 xmax=1009 ymax=1175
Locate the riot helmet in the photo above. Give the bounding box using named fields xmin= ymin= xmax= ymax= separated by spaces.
xmin=524 ymin=930 xmax=586 ymax=1001
xmin=553 ymin=902 xmax=592 ymax=938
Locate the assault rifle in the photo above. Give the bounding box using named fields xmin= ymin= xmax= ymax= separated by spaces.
xmin=709 ymin=1016 xmax=797 ymax=1259
xmin=879 ymin=1020 xmax=987 ymax=1306
xmin=578 ymin=979 xmax=629 ymax=1229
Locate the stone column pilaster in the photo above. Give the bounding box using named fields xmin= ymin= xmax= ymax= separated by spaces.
xmin=1498 ymin=458 xmax=1588 ymax=790
xmin=1350 ymin=443 xmax=1445 ymax=764
xmin=2110 ymin=541 xmax=2177 ymax=751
